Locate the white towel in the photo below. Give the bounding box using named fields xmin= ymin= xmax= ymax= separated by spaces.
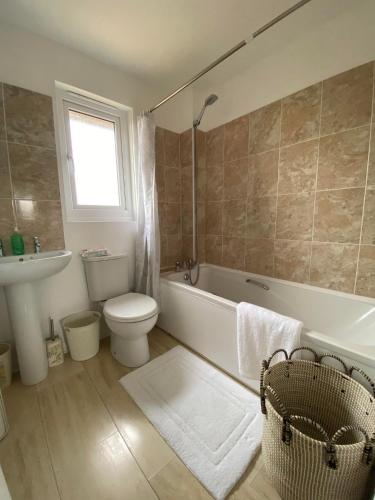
xmin=237 ymin=302 xmax=303 ymax=379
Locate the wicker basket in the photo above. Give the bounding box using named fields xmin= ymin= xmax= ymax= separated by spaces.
xmin=260 ymin=348 xmax=375 ymax=500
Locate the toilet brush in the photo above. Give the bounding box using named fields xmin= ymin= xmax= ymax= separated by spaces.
xmin=46 ymin=317 xmax=64 ymax=367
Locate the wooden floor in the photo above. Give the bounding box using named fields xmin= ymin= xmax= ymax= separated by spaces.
xmin=0 ymin=327 xmax=280 ymax=500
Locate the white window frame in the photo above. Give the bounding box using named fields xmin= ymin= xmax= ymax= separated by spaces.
xmin=55 ymin=83 xmax=135 ymax=222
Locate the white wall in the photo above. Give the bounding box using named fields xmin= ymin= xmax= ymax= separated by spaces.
xmin=193 ymin=0 xmax=375 ymax=130
xmin=0 ymin=22 xmax=191 ymax=348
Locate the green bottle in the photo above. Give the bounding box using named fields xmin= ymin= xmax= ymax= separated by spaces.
xmin=11 ymin=227 xmax=25 ymax=256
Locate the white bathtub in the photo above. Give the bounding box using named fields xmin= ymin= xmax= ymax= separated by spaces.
xmin=158 ymin=264 xmax=375 ymax=392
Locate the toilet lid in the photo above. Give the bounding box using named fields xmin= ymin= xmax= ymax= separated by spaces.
xmin=103 ymin=293 xmax=158 ymax=323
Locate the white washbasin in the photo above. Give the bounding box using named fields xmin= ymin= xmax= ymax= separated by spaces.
xmin=1 ymin=249 xmax=72 ymax=385
xmin=0 ymin=250 xmax=72 ymax=286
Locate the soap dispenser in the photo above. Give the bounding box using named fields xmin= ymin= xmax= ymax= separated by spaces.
xmin=10 ymin=227 xmax=24 ymax=256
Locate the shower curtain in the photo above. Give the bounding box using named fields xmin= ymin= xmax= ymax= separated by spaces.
xmin=135 ymin=113 xmax=160 ymax=302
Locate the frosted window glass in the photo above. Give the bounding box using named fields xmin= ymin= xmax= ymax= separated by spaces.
xmin=68 ymin=110 xmax=120 ymax=206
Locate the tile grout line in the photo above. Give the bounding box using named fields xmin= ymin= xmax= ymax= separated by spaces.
xmin=80 ymin=360 xmax=163 ymax=500
xmin=35 ymin=389 xmax=64 ymax=500
xmin=353 ymin=62 xmax=375 ymax=294
xmin=1 ymin=84 xmax=17 ymax=229
xmin=308 ymin=80 xmax=324 ymax=284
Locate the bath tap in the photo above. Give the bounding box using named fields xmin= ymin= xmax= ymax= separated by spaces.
xmin=245 ymin=278 xmax=270 ymax=291
xmin=33 ymin=236 xmax=41 ymax=254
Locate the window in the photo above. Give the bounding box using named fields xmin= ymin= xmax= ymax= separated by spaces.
xmin=55 ymin=84 xmax=134 ymax=221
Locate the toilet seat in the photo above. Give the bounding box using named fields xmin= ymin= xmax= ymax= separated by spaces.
xmin=104 ymin=293 xmax=158 ymax=323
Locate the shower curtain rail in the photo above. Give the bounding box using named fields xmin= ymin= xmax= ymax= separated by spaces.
xmin=147 ymin=0 xmax=312 ymax=113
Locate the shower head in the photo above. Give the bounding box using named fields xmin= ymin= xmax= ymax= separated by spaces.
xmin=205 ymin=94 xmax=218 ymax=106
xmin=194 ymin=94 xmax=218 ymax=127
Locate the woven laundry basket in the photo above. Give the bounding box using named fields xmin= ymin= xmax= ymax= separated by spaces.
xmin=260 ymin=348 xmax=375 ymax=500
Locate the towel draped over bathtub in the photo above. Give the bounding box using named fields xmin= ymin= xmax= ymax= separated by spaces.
xmin=237 ymin=302 xmax=303 ymax=379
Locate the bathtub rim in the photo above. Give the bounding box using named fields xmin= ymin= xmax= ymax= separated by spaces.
xmin=161 ymin=263 xmax=375 ymax=307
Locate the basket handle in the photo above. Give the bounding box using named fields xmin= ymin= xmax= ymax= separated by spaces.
xmin=289 ymin=346 xmax=319 ymax=361
xmin=260 ymin=349 xmax=288 ymax=414
xmin=348 ymin=366 xmax=375 ymax=398
xmin=318 ymin=353 xmax=349 ymax=374
xmin=328 ymin=425 xmax=374 ymax=468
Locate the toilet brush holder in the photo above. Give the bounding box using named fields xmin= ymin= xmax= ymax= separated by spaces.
xmin=46 ymin=317 xmax=64 ymax=367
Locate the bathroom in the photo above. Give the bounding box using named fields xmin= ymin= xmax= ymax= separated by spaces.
xmin=0 ymin=0 xmax=374 ymax=498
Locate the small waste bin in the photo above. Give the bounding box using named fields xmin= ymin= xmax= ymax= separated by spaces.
xmin=62 ymin=311 xmax=101 ymax=361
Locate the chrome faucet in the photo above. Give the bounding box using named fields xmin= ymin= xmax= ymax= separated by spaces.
xmin=0 ymin=239 xmax=4 ymax=257
xmin=33 ymin=236 xmax=41 ymax=254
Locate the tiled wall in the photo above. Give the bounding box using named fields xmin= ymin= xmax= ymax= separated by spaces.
xmin=203 ymin=61 xmax=375 ymax=298
xmin=156 ymin=126 xmax=205 ymax=268
xmin=0 ymin=83 xmax=64 ymax=255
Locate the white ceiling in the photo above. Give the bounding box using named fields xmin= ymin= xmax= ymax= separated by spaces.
xmin=0 ymin=0 xmax=360 ymax=92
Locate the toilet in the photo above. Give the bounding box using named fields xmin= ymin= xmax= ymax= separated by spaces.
xmin=82 ymin=253 xmax=158 ymax=367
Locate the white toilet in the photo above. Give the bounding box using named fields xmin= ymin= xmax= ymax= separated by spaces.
xmin=82 ymin=253 xmax=158 ymax=367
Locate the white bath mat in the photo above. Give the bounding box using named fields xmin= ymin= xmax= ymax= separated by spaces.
xmin=119 ymin=346 xmax=262 ymax=500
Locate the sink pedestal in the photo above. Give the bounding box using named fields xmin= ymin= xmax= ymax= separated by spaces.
xmin=5 ymin=283 xmax=48 ymax=385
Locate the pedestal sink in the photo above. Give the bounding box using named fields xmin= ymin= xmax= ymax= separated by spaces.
xmin=0 ymin=250 xmax=72 ymax=385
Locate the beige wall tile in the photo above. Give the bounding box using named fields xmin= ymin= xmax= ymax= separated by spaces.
xmin=165 ymin=167 xmax=181 ymax=202
xmin=274 ymin=240 xmax=311 ymax=283
xmin=224 ymin=115 xmax=249 ymax=161
xmin=276 ymin=192 xmax=314 ymax=240
xmin=361 ymin=187 xmax=375 ymax=244
xmin=164 ymin=203 xmax=181 ymax=234
xmin=368 ymin=124 xmax=375 ymax=187
xmin=321 ymin=63 xmax=373 ymax=135
xmin=247 ymin=196 xmax=276 ymax=239
xmin=205 ymin=234 xmax=222 ymax=265
xmin=206 ymin=164 xmax=224 ymax=201
xmin=164 ymin=129 xmax=179 ymax=167
xmin=206 ymin=125 xmax=224 ymax=165
xmin=281 ymin=83 xmax=321 ymax=146
xmin=0 ymin=198 xmax=16 ymax=254
xmin=310 ymin=242 xmax=357 ymax=293
xmin=223 ymin=157 xmax=248 ymax=200
xmin=317 ymin=126 xmax=369 ymax=190
xmin=251 ymin=150 xmax=278 ymax=197
xmin=180 ymin=128 xmax=192 ymax=167
xmin=197 ymin=166 xmax=206 ymax=202
xmin=250 ymin=100 xmax=281 ymax=154
xmin=206 ymin=202 xmax=223 ymax=235
xmin=0 ymin=141 xmax=11 ymax=198
xmin=4 ymin=84 xmax=55 ymax=148
xmin=222 ymin=237 xmax=245 ymax=269
xmin=196 ymin=129 xmax=206 ymax=169
xmin=314 ymin=188 xmax=364 ymax=243
xmin=158 ymin=202 xmax=166 ymax=235
xmin=278 ymin=139 xmax=318 ymax=194
xmin=182 ymin=202 xmax=192 ymax=235
xmin=155 ymin=127 xmax=165 ymax=165
xmin=166 ymin=234 xmax=182 ymax=265
xmin=15 ymin=199 xmax=64 ymax=252
xmin=9 ymin=143 xmax=59 ymax=201
xmin=160 ymin=233 xmax=168 ymax=268
xmin=223 ymin=200 xmax=246 ymax=237
xmin=181 ymin=166 xmax=192 ymax=203
xmin=356 ymin=245 xmax=375 ymax=298
xmin=245 ymin=239 xmax=274 ymax=276
xmin=155 ymin=163 xmax=165 ymax=202
xmin=182 ymin=235 xmax=193 ymax=259
xmin=0 ymin=84 xmax=5 ymax=141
